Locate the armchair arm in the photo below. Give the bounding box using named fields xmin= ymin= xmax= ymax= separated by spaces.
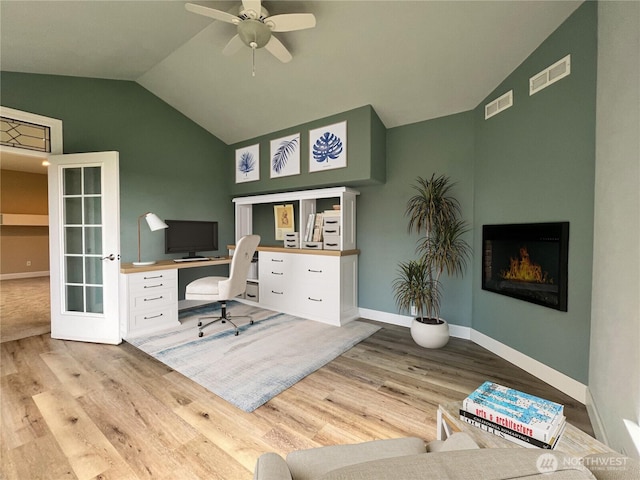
xmin=254 ymin=452 xmax=293 ymax=480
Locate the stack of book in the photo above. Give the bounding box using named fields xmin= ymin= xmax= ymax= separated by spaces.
xmin=460 ymin=381 xmax=566 ymax=449
xmin=304 ymin=213 xmax=324 ymax=243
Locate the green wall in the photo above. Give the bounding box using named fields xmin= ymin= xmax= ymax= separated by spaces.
xmin=0 ymin=72 xmax=233 ymax=293
xmin=471 ymin=1 xmax=597 ymax=384
xmin=359 ymin=112 xmax=475 ymax=326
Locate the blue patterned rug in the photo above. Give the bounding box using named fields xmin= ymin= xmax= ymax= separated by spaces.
xmin=126 ymin=302 xmax=380 ymax=412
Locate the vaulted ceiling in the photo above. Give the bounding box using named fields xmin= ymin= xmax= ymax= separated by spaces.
xmin=1 ymin=1 xmax=582 ymax=145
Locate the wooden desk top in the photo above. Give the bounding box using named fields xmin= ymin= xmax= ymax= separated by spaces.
xmin=120 ymin=257 xmax=232 ymax=274
xmin=438 ymin=402 xmax=614 ymax=457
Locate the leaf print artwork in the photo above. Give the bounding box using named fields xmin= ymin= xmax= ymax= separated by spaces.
xmin=239 ymin=151 xmax=255 ymax=176
xmin=235 ymin=143 xmax=260 ymax=183
xmin=272 ymin=137 xmax=299 ymax=174
xmin=313 ymin=132 xmax=343 ymax=163
xmin=308 ymin=121 xmax=347 ymax=172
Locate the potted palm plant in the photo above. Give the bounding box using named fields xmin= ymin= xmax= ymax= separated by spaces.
xmin=393 ymin=174 xmax=471 ymax=348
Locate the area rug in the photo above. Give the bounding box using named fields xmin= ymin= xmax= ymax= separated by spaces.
xmin=126 ymin=302 xmax=380 ymax=412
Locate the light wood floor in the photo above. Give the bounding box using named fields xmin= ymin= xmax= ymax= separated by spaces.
xmin=1 ymin=320 xmax=593 ymax=480
xmin=0 ymin=277 xmax=51 ymax=343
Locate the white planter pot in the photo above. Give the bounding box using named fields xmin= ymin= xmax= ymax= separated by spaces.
xmin=410 ymin=318 xmax=450 ymax=349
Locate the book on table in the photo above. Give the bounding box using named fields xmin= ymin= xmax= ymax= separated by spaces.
xmin=459 ymin=409 xmax=566 ymax=449
xmin=461 ymin=381 xmax=565 ymax=447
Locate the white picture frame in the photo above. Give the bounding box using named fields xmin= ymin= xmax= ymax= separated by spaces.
xmin=235 ymin=144 xmax=260 ymax=183
xmin=270 ymin=133 xmax=300 ymax=178
xmin=309 ymin=121 xmax=347 ymax=172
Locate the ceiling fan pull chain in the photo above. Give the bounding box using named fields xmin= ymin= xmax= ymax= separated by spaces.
xmin=252 ymin=46 xmax=256 ymax=77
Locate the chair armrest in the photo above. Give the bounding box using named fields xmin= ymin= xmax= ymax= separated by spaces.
xmin=254 ymin=452 xmax=293 ymax=480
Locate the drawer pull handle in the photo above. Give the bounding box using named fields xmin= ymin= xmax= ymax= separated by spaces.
xmin=308 ymin=297 xmax=323 ymax=302
xmin=144 ymin=296 xmax=164 ymax=302
xmin=247 ymin=294 xmax=257 ymax=298
xmin=271 ymin=259 xmax=284 ymax=262
xmin=325 ymin=230 xmax=338 ymax=234
xmin=305 ymin=244 xmax=320 ymax=248
xmin=144 ymin=275 xmax=163 ymax=280
xmin=326 ymin=243 xmax=339 ymax=247
xmin=325 ymin=220 xmax=339 ymax=224
xmin=271 ymin=271 xmax=283 ymax=275
xmin=308 ymin=269 xmax=323 ymax=273
xmin=144 ymin=283 xmax=163 ymax=288
xmin=144 ymin=313 xmax=164 ymax=320
xmin=271 ymin=290 xmax=284 ymax=295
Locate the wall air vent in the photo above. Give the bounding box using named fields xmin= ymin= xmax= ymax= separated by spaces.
xmin=529 ymin=54 xmax=571 ymax=95
xmin=485 ymin=90 xmax=513 ymax=120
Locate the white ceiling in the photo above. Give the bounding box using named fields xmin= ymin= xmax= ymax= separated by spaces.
xmin=1 ymin=1 xmax=582 ymax=146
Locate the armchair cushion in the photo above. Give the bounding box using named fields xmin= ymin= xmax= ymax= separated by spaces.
xmin=285 ymin=437 xmax=426 ymax=480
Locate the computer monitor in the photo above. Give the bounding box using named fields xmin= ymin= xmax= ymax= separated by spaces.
xmin=164 ymin=220 xmax=218 ymax=258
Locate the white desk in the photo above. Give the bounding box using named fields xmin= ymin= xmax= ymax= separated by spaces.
xmin=119 ymin=257 xmax=231 ymax=338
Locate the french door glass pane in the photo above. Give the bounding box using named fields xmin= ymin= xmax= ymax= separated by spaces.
xmin=84 ymin=227 xmax=102 ymax=255
xmin=64 ymin=198 xmax=82 ymax=224
xmin=84 ymin=197 xmax=101 ymax=224
xmin=64 ymin=168 xmax=82 ymax=195
xmin=85 ymin=257 xmax=102 ymax=285
xmin=62 ymin=165 xmax=104 ymax=314
xmin=66 ymin=285 xmax=84 ymax=312
xmin=84 ymin=167 xmax=101 ymax=194
xmin=65 ymin=227 xmax=82 ymax=254
xmin=86 ymin=287 xmax=104 ymax=314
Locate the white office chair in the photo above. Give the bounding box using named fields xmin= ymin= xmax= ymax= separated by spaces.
xmin=185 ymin=234 xmax=260 ymax=337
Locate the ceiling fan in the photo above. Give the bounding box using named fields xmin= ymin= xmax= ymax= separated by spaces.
xmin=185 ymin=0 xmax=316 ymax=68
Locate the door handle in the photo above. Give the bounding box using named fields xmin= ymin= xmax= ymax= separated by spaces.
xmin=102 ymin=254 xmax=117 ymax=261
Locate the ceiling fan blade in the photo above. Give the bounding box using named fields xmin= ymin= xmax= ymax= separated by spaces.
xmin=222 ymin=34 xmax=245 ymax=56
xmin=266 ymin=13 xmax=316 ymax=32
xmin=185 ymin=3 xmax=239 ymax=24
xmin=241 ymin=0 xmax=262 ymax=18
xmin=264 ymin=35 xmax=292 ymax=63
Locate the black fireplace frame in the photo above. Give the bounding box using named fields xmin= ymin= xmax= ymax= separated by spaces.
xmin=482 ymin=222 xmax=569 ymax=311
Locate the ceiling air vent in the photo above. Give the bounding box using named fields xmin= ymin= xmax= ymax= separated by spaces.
xmin=529 ymin=54 xmax=571 ymax=95
xmin=485 ymin=90 xmax=513 ymax=120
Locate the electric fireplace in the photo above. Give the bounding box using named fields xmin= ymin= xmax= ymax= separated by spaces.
xmin=482 ymin=222 xmax=569 ymax=311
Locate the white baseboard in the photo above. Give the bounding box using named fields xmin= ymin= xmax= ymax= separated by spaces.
xmin=359 ymin=307 xmax=587 ymax=404
xmin=0 ymin=271 xmax=49 ymax=281
xmin=585 ymin=388 xmax=609 ymax=445
xmin=471 ymin=329 xmax=587 ymax=403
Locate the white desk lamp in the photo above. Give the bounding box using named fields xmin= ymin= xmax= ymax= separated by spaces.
xmin=133 ymin=212 xmax=168 ymax=266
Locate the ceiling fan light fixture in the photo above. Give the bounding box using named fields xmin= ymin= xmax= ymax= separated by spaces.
xmin=237 ymin=19 xmax=271 ymax=49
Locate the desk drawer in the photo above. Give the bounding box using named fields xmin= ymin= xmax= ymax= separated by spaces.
xmin=128 ymin=269 xmax=177 ymax=294
xmin=131 ymin=305 xmax=178 ymax=333
xmin=131 ymin=286 xmax=176 ymax=310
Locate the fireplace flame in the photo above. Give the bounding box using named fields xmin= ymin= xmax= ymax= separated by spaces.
xmin=500 ymin=247 xmax=553 ymax=284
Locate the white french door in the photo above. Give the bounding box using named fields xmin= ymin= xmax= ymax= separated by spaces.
xmin=48 ymin=152 xmax=121 ymax=344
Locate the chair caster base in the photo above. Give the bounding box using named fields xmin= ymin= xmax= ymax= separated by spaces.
xmin=197 ymin=321 xmax=202 ymax=327
xmin=234 ymin=331 xmax=239 ymax=336
xmin=250 ymin=320 xmax=254 ymax=325
xmin=198 ymin=331 xmax=203 ymax=338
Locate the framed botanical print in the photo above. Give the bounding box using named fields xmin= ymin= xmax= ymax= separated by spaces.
xmin=309 ymin=121 xmax=347 ymax=172
xmin=235 ymin=144 xmax=260 ymax=183
xmin=270 ymin=133 xmax=300 ymax=178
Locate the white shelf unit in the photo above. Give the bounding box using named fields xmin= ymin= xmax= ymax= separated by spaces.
xmin=233 ymin=186 xmax=359 ymax=251
xmin=232 ymin=187 xmax=360 ymax=325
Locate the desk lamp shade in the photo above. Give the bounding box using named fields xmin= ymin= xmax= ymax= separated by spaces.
xmin=133 ymin=212 xmax=168 ymax=266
